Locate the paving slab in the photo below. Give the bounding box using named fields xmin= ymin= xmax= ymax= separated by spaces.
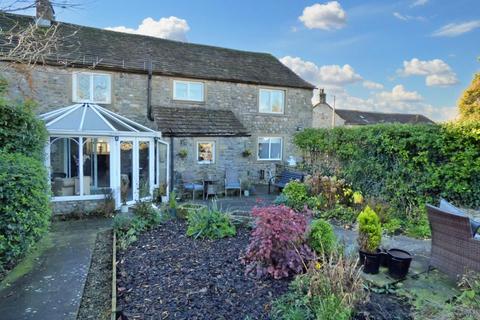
xmin=0 ymin=218 xmax=111 ymax=320
xmin=396 ymin=270 xmax=460 ymax=306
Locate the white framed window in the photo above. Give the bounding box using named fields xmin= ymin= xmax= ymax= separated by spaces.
xmin=258 ymin=137 xmax=282 ymax=160
xmin=197 ymin=141 xmax=215 ymax=164
xmin=259 ymin=88 xmax=285 ymax=114
xmin=173 ymin=80 xmax=204 ymax=102
xmin=72 ymin=72 xmax=111 ymax=104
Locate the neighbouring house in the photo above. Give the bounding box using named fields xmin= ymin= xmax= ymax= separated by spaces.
xmin=312 ymin=89 xmax=435 ymax=128
xmin=0 ymin=7 xmax=314 ymax=214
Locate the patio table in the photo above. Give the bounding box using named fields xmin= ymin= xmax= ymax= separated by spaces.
xmin=203 ymin=179 xmax=218 ymax=199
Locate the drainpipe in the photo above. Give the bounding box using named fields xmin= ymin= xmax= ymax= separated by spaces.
xmin=147 ymin=60 xmax=154 ymax=121
xmin=169 ymin=134 xmax=174 ymax=192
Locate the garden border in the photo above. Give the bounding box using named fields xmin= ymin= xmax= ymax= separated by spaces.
xmin=110 ymin=231 xmax=117 ymax=320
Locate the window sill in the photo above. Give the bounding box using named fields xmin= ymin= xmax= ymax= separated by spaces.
xmin=73 ymin=100 xmax=111 ymax=105
xmin=173 ymin=98 xmax=205 ymax=104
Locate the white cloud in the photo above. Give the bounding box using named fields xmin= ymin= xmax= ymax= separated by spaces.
xmin=281 ymin=55 xmax=456 ymax=121
xmin=280 ymin=56 xmax=362 ymax=87
xmin=106 ymin=16 xmax=190 ymax=41
xmin=299 ymin=1 xmax=347 ymax=30
xmin=319 ymin=64 xmax=362 ymax=85
xmin=363 ymin=80 xmax=384 ymax=90
xmin=400 ymin=58 xmax=458 ymax=86
xmin=393 ymin=12 xmax=426 ymax=22
xmin=376 ymin=85 xmax=422 ymax=102
xmin=393 ymin=12 xmax=408 ymax=21
xmin=432 ymin=20 xmax=480 ymax=37
xmin=411 ymin=0 xmax=428 ymax=7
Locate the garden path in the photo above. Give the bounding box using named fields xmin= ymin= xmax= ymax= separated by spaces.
xmin=0 ymin=218 xmax=111 ymax=320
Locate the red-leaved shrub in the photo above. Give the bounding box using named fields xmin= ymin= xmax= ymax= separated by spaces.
xmin=241 ymin=205 xmax=315 ymax=279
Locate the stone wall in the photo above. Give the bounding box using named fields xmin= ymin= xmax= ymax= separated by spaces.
xmin=51 ymin=199 xmax=103 ymax=215
xmin=312 ymin=103 xmax=346 ymax=128
xmin=2 ymin=62 xmax=314 ymax=191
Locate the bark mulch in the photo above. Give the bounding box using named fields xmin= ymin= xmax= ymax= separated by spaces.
xmin=77 ymin=229 xmax=113 ymax=320
xmin=354 ymin=292 xmax=412 ymax=320
xmin=117 ymin=221 xmax=289 ymax=319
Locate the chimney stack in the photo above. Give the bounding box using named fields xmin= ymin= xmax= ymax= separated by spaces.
xmin=319 ymin=88 xmax=326 ymax=104
xmin=36 ymin=0 xmax=55 ymax=27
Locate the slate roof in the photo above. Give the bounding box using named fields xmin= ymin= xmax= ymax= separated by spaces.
xmin=334 ymin=109 xmax=435 ymax=125
xmin=152 ymin=106 xmax=250 ymax=137
xmin=0 ymin=13 xmax=314 ymax=89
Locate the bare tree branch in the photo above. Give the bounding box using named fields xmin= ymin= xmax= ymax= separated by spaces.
xmin=0 ymin=1 xmax=80 ymax=67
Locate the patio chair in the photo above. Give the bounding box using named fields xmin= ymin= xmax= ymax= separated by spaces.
xmin=439 ymin=198 xmax=480 ymax=236
xmin=225 ymin=169 xmax=241 ymax=197
xmin=426 ymin=204 xmax=480 ymax=279
xmin=182 ymin=171 xmax=204 ymax=200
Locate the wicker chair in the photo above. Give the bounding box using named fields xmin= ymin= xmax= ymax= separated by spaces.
xmin=426 ymin=204 xmax=480 ymax=279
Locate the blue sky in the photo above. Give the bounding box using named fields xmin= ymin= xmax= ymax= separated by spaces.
xmin=51 ymin=0 xmax=480 ymax=121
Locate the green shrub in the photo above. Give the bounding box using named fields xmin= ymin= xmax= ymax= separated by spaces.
xmin=318 ymin=204 xmax=358 ymax=224
xmin=133 ymin=200 xmax=161 ymax=226
xmin=113 ymin=214 xmax=133 ymax=232
xmin=0 ymin=152 xmax=51 ymax=272
xmin=177 ymin=203 xmax=206 ymax=220
xmin=169 ymin=191 xmax=177 ymax=209
xmin=186 ymin=206 xmax=236 ymax=239
xmin=0 ymin=102 xmax=48 ymax=161
xmin=271 ymin=250 xmax=365 ymax=320
xmin=306 ymin=194 xmax=327 ymax=211
xmin=405 ymin=208 xmax=431 ymax=238
xmin=308 ymin=219 xmax=336 ymax=257
xmin=294 ymin=123 xmax=480 ymax=225
xmin=383 ymin=218 xmax=403 ymax=235
xmin=357 ymin=206 xmax=382 ymax=253
xmin=114 ymin=201 xmax=162 ymax=249
xmin=282 ymin=181 xmax=309 ymax=211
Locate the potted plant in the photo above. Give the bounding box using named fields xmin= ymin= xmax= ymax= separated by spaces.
xmin=120 ymin=176 xmax=129 ymax=214
xmin=357 ymin=205 xmax=382 ymax=274
xmin=169 ymin=191 xmax=177 ymax=218
xmin=242 ymin=149 xmax=252 ymax=158
xmin=158 ymin=183 xmax=168 ymax=203
xmin=178 ymin=149 xmax=188 ymax=159
xmin=242 ymin=179 xmax=252 ymax=197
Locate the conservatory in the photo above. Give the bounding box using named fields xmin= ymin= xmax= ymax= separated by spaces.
xmin=40 ymin=103 xmax=169 ymax=209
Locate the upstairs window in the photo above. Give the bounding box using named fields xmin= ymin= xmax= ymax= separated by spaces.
xmin=72 ymin=72 xmax=111 ymax=104
xmin=259 ymin=88 xmax=285 ymax=114
xmin=173 ymin=80 xmax=204 ymax=102
xmin=258 ymin=137 xmax=282 ymax=160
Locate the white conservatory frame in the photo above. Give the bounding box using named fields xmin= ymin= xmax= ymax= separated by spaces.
xmin=40 ymin=103 xmax=169 ymax=209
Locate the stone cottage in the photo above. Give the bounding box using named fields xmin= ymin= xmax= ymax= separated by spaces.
xmin=0 ymin=9 xmax=314 ymax=212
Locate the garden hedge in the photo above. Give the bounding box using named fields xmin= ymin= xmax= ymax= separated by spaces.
xmin=294 ymin=122 xmax=480 ymax=216
xmin=0 ymin=152 xmax=51 ymax=272
xmin=0 ymin=95 xmax=50 ymax=275
xmin=0 ymin=100 xmax=48 ymax=161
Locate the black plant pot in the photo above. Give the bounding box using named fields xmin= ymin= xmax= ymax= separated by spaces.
xmin=360 ymin=250 xmax=381 ymax=274
xmin=387 ymin=249 xmax=412 ymax=279
xmin=169 ymin=208 xmax=177 ymax=218
xmin=378 ymin=248 xmax=390 ymax=268
xmin=359 ymin=250 xmax=366 ymax=265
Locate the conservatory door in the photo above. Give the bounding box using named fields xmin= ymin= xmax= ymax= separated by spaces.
xmin=119 ymin=138 xmax=154 ymax=204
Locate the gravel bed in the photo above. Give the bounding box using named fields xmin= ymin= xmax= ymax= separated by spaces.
xmin=77 ymin=229 xmax=113 ymax=320
xmin=117 ymin=221 xmax=290 ymax=319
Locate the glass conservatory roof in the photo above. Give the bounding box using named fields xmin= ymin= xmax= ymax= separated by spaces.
xmin=39 ymin=103 xmax=161 ymax=137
